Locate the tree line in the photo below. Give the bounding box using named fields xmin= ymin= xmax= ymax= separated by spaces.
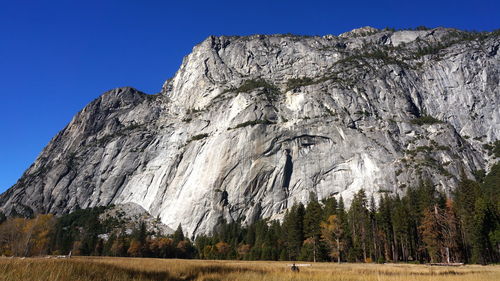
xmin=199 ymin=164 xmax=499 ymax=264
xmin=0 ymin=206 xmax=196 ymax=259
xmin=0 ymin=163 xmax=498 ymax=264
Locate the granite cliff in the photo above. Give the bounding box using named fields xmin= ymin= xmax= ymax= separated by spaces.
xmin=1 ymin=27 xmax=499 ymax=237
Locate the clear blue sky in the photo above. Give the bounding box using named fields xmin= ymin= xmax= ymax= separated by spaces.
xmin=0 ymin=0 xmax=498 ymax=194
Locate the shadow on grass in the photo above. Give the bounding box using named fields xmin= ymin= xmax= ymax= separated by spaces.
xmin=79 ymin=263 xmax=265 ymax=281
xmin=0 ymin=259 xmax=265 ymax=281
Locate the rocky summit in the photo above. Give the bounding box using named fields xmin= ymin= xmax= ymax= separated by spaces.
xmin=1 ymin=27 xmax=499 ymax=237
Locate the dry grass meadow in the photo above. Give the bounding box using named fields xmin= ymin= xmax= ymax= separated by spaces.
xmin=1 ymin=256 xmax=499 ymax=281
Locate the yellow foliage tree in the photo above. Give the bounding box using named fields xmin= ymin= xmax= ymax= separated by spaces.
xmin=128 ymin=239 xmax=143 ymax=257
xmin=320 ymin=215 xmax=344 ymax=264
xmin=148 ymin=237 xmax=174 ymax=258
xmin=0 ymin=214 xmax=55 ymax=257
xmin=23 ymin=214 xmax=55 ymax=256
xmin=110 ymin=238 xmax=125 ymax=256
xmin=72 ymin=241 xmax=82 ymax=256
xmin=215 ymin=241 xmax=230 ymax=258
xmin=203 ymin=245 xmax=213 ymax=259
xmin=0 ymin=218 xmax=25 ymax=256
xmin=237 ymin=244 xmax=251 ymax=259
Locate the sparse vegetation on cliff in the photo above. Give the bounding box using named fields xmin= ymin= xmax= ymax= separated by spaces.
xmin=188 ymin=133 xmax=209 ymax=142
xmin=410 ymin=115 xmax=443 ymax=125
xmin=229 ymin=119 xmax=276 ymax=130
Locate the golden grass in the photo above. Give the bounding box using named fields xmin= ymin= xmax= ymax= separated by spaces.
xmin=1 ymin=257 xmax=499 ymax=281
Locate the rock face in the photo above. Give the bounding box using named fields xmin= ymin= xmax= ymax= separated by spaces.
xmin=1 ymin=27 xmax=499 ymax=237
xmin=99 ymin=203 xmax=174 ymax=236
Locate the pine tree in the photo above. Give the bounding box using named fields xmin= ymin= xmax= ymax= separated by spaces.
xmin=322 ymin=197 xmax=338 ymax=220
xmin=283 ymin=202 xmax=305 ymax=260
xmin=265 ymin=220 xmax=283 ymax=260
xmin=173 ymin=224 xmax=185 ymax=244
xmin=454 ymin=176 xmax=480 ymax=262
xmin=337 ymin=196 xmax=351 ymax=262
xmin=348 ymin=189 xmax=370 ymax=261
xmin=303 ymin=193 xmax=323 ymax=262
xmin=392 ymin=195 xmax=411 ymax=262
xmin=480 ymin=163 xmax=500 ymax=262
xmin=471 ymin=197 xmax=492 ymax=264
xmin=376 ymin=195 xmax=393 ymax=261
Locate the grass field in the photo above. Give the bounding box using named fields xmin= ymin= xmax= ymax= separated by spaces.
xmin=1 ymin=257 xmax=499 ymax=281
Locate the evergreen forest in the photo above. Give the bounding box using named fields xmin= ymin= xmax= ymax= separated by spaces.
xmin=0 ymin=163 xmax=498 ymax=264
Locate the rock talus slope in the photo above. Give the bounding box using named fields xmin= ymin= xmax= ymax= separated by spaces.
xmin=1 ymin=27 xmax=499 ymax=237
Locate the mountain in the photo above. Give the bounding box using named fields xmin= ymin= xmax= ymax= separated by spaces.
xmin=1 ymin=27 xmax=499 ymax=237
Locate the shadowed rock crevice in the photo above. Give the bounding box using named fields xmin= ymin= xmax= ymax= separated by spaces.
xmin=282 ymin=149 xmax=293 ymax=189
xmin=220 ymin=190 xmax=228 ymax=206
